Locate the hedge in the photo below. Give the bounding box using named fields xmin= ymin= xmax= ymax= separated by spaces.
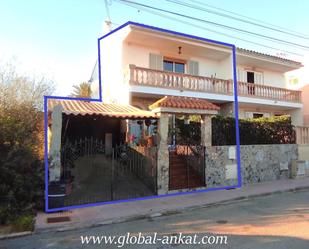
xmin=212 ymin=115 xmax=296 ymax=145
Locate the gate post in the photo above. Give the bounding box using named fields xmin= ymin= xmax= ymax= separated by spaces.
xmin=49 ymin=104 xmax=63 ymax=182
xmin=157 ymin=113 xmax=169 ymax=194
xmin=201 ymin=115 xmax=212 ymax=146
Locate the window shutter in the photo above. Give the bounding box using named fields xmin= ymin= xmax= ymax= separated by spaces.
xmin=242 ymin=70 xmax=245 ymax=82
xmin=254 ymin=72 xmax=263 ymax=84
xmin=149 ymin=53 xmax=163 ymax=70
xmin=188 ymin=60 xmax=199 ymax=75
xmin=237 ymin=69 xmax=246 ymax=82
xmin=237 ymin=69 xmax=240 ymax=81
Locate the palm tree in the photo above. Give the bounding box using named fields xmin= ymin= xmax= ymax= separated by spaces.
xmin=70 ymin=82 xmax=92 ymax=98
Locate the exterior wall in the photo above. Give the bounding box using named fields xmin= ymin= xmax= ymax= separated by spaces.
xmin=99 ymin=29 xmax=130 ymax=104
xmin=237 ymin=106 xmax=303 ymax=125
xmin=238 ymin=107 xmax=278 ymax=119
xmin=220 ymin=55 xmax=233 ymax=79
xmin=237 ymin=64 xmax=286 ymax=88
xmin=219 ymin=102 xmax=234 ymax=117
xmin=131 ymin=96 xmax=160 ymax=110
xmin=298 ymin=144 xmax=309 ymax=160
xmin=301 ymin=84 xmax=309 ymax=125
xmin=90 ymin=79 xmax=99 ymax=99
xmin=205 ymin=144 xmax=298 ymax=188
xmin=98 ymin=27 xmax=302 ymax=118
xmin=122 ymin=42 xmax=232 ymax=80
xmin=289 ymin=108 xmax=303 ymax=126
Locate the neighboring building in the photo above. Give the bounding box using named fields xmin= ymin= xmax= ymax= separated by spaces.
xmin=90 ymin=22 xmax=304 ymax=126
xmin=300 ymin=84 xmax=309 ymax=125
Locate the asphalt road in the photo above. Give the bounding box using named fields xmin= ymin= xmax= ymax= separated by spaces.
xmin=1 ymin=190 xmax=309 ymax=249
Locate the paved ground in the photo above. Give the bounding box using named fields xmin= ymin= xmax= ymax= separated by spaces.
xmin=36 ymin=178 xmax=309 ymax=232
xmin=63 ymin=155 xmax=154 ymax=207
xmin=1 ymin=190 xmax=309 ymax=249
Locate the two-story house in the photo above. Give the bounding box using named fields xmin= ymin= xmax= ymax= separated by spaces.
xmin=90 ymin=22 xmax=303 ymax=137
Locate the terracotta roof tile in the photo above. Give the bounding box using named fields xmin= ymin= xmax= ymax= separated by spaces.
xmin=149 ymin=96 xmax=220 ymax=111
xmin=237 ymin=48 xmax=303 ymax=66
xmin=48 ymin=99 xmax=157 ymax=119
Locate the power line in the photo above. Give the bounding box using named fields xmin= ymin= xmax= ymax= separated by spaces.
xmin=114 ymin=0 xmax=302 ymax=56
xmin=104 ymin=0 xmax=111 ymax=21
xmin=166 ymin=0 xmax=309 ymax=40
xmin=189 ymin=0 xmax=309 ymax=39
xmin=117 ymin=0 xmax=309 ymax=50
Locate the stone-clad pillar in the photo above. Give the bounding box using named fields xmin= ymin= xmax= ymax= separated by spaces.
xmin=201 ymin=115 xmax=212 ymax=146
xmin=49 ymin=105 xmax=63 ymax=182
xmin=220 ymin=102 xmax=234 ymax=117
xmin=157 ymin=113 xmax=169 ymax=194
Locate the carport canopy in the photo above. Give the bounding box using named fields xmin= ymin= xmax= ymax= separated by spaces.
xmin=48 ymin=99 xmax=157 ymax=119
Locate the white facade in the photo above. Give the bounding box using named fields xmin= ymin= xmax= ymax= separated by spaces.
xmin=91 ymin=23 xmax=304 ymax=125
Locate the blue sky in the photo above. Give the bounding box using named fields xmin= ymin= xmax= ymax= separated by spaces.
xmin=1 ymin=0 xmax=308 ymax=95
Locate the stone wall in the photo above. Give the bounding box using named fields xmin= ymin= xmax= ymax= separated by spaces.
xmin=205 ymin=144 xmax=298 ymax=188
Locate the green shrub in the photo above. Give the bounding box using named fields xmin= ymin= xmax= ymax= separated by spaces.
xmin=11 ymin=214 xmax=34 ymax=232
xmin=0 ymin=61 xmax=53 ymax=225
xmin=0 ymin=146 xmax=44 ymax=224
xmin=212 ymin=115 xmax=295 ymax=145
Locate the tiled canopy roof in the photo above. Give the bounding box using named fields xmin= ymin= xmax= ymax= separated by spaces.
xmin=149 ymin=96 xmax=220 ymax=111
xmin=48 ymin=99 xmax=157 ymax=119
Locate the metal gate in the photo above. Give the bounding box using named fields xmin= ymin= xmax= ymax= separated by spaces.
xmin=112 ymin=145 xmax=157 ymax=200
xmin=169 ymin=145 xmax=206 ymax=190
xmin=57 ymin=138 xmax=157 ymax=207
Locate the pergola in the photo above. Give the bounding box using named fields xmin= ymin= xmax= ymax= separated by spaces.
xmin=48 ymin=99 xmax=157 ymax=182
xmin=149 ymin=96 xmax=220 ymax=194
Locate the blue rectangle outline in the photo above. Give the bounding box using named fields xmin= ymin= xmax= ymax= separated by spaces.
xmin=44 ymin=21 xmax=241 ymax=212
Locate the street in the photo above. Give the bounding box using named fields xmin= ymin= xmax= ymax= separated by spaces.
xmin=1 ymin=189 xmax=309 ymax=249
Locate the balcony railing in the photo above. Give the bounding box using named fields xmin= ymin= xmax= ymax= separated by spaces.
xmin=127 ymin=65 xmax=302 ymax=103
xmin=238 ymin=81 xmax=301 ymax=102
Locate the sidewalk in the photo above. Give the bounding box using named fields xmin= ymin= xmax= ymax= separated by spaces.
xmin=35 ymin=177 xmax=309 ymax=233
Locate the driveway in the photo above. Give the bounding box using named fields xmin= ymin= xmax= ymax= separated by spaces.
xmin=63 ymin=155 xmax=154 ymax=207
xmin=1 ymin=190 xmax=309 ymax=249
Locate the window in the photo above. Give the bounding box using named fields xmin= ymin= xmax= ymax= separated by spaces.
xmin=163 ymin=58 xmax=185 ymax=73
xmin=247 ymin=71 xmax=255 ymax=83
xmin=253 ymin=113 xmax=264 ymax=118
xmin=246 ymin=71 xmax=255 ymax=95
xmin=245 ymin=112 xmax=270 ymax=118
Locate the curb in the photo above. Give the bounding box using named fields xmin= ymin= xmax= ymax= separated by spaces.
xmin=0 ymin=231 xmax=32 ymax=240
xmin=33 ymin=184 xmax=309 ymax=235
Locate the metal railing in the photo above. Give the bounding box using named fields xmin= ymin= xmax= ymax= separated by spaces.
xmin=113 ymin=145 xmax=157 ymax=194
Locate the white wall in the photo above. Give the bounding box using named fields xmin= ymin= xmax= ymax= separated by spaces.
xmin=90 ymin=79 xmax=99 ymax=99
xmin=285 ymin=52 xmax=308 ymax=90
xmin=219 ymin=55 xmax=233 ymax=80
xmin=122 ymin=42 xmax=232 ymax=80
xmin=237 ymin=64 xmax=286 ymax=88
xmin=99 ymin=29 xmax=130 ymax=104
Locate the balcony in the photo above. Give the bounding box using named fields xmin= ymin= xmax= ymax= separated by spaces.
xmin=126 ymin=65 xmax=302 ymax=103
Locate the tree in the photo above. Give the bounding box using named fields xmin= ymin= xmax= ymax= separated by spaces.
xmin=0 ymin=61 xmax=55 ymax=159
xmin=0 ymin=61 xmax=55 ymax=224
xmin=70 ymin=82 xmax=92 ymax=98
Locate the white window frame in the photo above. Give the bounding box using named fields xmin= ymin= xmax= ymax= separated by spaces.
xmin=244 ymin=69 xmax=264 ymax=85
